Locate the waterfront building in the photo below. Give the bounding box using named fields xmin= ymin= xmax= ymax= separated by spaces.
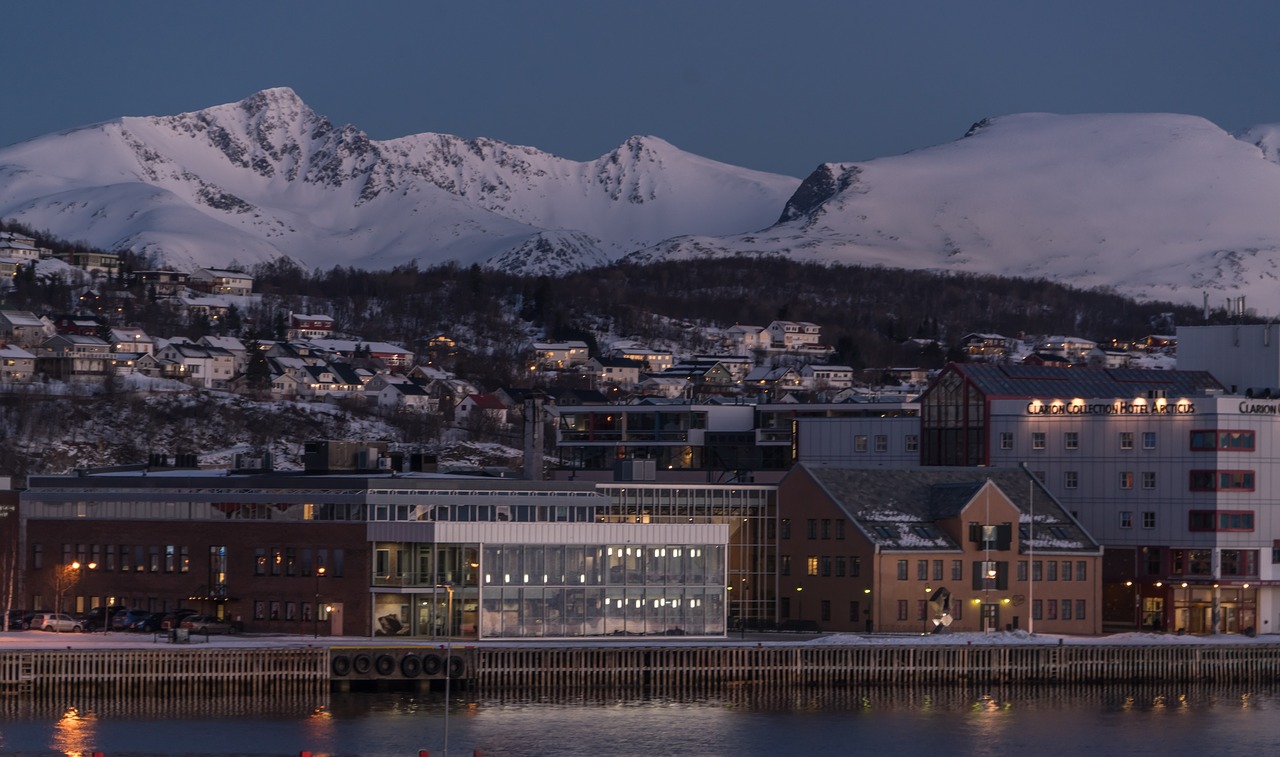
xmin=777 ymin=465 xmax=1102 ymax=634
xmin=18 ymin=455 xmax=728 ymax=640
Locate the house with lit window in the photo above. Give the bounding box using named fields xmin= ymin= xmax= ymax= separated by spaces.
xmin=776 ymin=465 xmax=1102 ymax=634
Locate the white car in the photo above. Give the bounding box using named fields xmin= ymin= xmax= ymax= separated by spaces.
xmin=30 ymin=613 xmax=83 ymax=632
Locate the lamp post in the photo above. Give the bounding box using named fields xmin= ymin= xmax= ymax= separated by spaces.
xmin=313 ymin=566 xmax=326 ymax=639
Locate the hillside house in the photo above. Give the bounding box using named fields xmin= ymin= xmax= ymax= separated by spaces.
xmin=586 ymin=356 xmax=644 ymax=388
xmin=190 ymin=268 xmax=254 ymax=296
xmin=307 ymin=339 xmax=414 ymax=370
xmin=374 ymin=381 xmax=436 ymax=414
xmin=134 ymin=271 xmax=190 ymax=298
xmin=110 ymin=328 xmax=154 ymax=355
xmin=199 ymin=336 xmax=249 ymax=375
xmin=36 ymin=335 xmax=113 ymax=383
xmin=155 ymin=342 xmax=237 ymax=389
xmin=1036 ymin=335 xmax=1097 ymax=363
xmin=609 ymin=346 xmax=675 ymax=372
xmin=288 ymin=313 xmax=335 ymax=340
xmin=0 ymin=344 xmax=36 ymax=383
xmin=531 ymin=341 xmax=590 ymax=370
xmin=724 ymin=325 xmax=770 ymax=353
xmin=457 ymin=393 xmax=511 ymax=428
xmin=960 ymin=333 xmax=1017 ymax=361
xmin=802 ymin=364 xmax=855 ymax=390
xmin=0 ymin=232 xmax=47 ymax=261
xmin=767 ymin=320 xmax=822 ymax=350
xmin=0 ymin=311 xmax=56 ymax=348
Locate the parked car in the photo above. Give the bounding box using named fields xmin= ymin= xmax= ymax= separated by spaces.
xmin=5 ymin=609 xmax=30 ymax=631
xmin=179 ymin=615 xmax=238 ymax=635
xmin=30 ymin=613 xmax=84 ymax=632
xmin=111 ymin=610 xmax=151 ymax=631
xmin=125 ymin=612 xmax=167 ymax=633
xmin=80 ymin=605 xmax=127 ymax=632
xmin=160 ymin=609 xmax=199 ymax=630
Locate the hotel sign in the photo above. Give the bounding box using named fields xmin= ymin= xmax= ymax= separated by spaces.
xmin=1239 ymin=401 xmax=1280 ymax=415
xmin=1026 ymin=401 xmax=1195 ymax=416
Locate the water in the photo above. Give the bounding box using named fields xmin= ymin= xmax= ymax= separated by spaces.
xmin=0 ymin=684 xmax=1275 ymax=756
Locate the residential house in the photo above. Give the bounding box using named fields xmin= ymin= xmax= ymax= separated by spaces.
xmin=457 ymin=393 xmax=511 ymax=428
xmin=0 ymin=232 xmax=47 ymax=261
xmin=1035 ymin=335 xmax=1098 ymax=363
xmin=307 ymin=339 xmax=414 ymax=370
xmin=0 ymin=344 xmax=36 ymax=383
xmin=299 ymin=363 xmax=364 ymax=400
xmin=767 ymin=321 xmax=822 ymax=350
xmin=375 ymin=381 xmax=436 ymax=414
xmin=777 ymin=465 xmax=1103 ymax=634
xmin=0 ymin=311 xmax=56 ymax=348
xmin=189 ymin=268 xmax=254 ymax=296
xmin=960 ymin=333 xmax=1017 ymax=361
xmin=49 ymin=314 xmax=104 ymax=337
xmin=586 ymin=356 xmax=644 ymax=389
xmin=134 ymin=271 xmax=190 ymax=298
xmin=530 ymin=341 xmax=590 ymax=371
xmin=36 ymin=335 xmax=113 ymax=383
xmin=744 ymin=366 xmax=805 ymax=398
xmin=802 ymin=364 xmax=855 ymax=391
xmin=60 ymin=250 xmax=120 ymax=276
xmin=155 ymin=342 xmax=237 ymax=389
xmin=724 ymin=325 xmax=771 ymax=353
xmin=110 ymin=327 xmax=155 ymax=356
xmin=1087 ymin=346 xmax=1133 ymax=369
xmin=199 ymin=336 xmax=249 ymax=376
xmin=288 ymin=313 xmax=335 ymax=340
xmin=609 ymin=346 xmax=675 ymax=372
xmin=635 ymin=376 xmax=690 ymax=399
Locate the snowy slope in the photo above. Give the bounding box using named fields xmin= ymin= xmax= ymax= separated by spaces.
xmin=0 ymin=88 xmax=800 ymax=274
xmin=630 ymin=113 xmax=1280 ymax=312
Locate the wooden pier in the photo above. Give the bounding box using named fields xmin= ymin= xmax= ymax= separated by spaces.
xmin=4 ymin=643 xmax=1280 ymax=697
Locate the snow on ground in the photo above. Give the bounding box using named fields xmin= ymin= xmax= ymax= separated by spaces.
xmin=1 ymin=629 xmax=1274 ymax=651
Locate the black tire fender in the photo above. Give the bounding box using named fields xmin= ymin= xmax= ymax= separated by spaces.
xmin=447 ymin=654 xmax=465 ymax=679
xmin=374 ymin=654 xmax=396 ymax=676
xmin=352 ymin=653 xmax=373 ymax=675
xmin=400 ymin=654 xmax=422 ymax=678
xmin=422 ymin=653 xmax=443 ymax=676
xmin=331 ymin=655 xmax=352 ymax=676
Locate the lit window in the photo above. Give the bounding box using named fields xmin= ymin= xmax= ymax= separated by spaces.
xmin=1120 ymin=511 xmax=1133 ymax=529
xmin=1119 ymin=471 xmax=1133 ymax=490
xmin=1032 ymin=432 xmax=1046 ymax=450
xmin=1142 ymin=432 xmax=1157 ymax=450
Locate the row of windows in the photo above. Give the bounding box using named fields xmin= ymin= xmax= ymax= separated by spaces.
xmin=780 ymin=555 xmax=861 ymax=577
xmin=796 ymin=519 xmax=846 ymax=540
xmin=253 ymin=548 xmax=346 ymax=577
xmin=892 ymin=559 xmax=1089 ymax=583
xmin=1005 ymin=430 xmax=1258 ymax=454
xmin=51 ymin=543 xmax=191 ymax=574
xmin=1118 ymin=511 xmax=1158 ymax=529
xmin=1056 ymin=470 xmax=1257 ymax=493
xmin=852 ymin=434 xmax=920 ymax=453
xmin=1031 ymin=599 xmax=1088 ymax=621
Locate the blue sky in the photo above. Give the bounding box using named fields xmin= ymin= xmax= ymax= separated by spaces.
xmin=6 ymin=1 xmax=1280 ymax=177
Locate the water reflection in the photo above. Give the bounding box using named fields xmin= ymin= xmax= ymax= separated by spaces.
xmin=1 ymin=683 xmax=1278 ymax=757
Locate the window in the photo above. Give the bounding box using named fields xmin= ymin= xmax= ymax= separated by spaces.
xmin=1047 ymin=561 xmax=1058 ymax=581
xmin=897 ymin=560 xmax=908 ymax=580
xmin=1119 ymin=471 xmax=1133 ymax=489
xmin=897 ymin=600 xmax=908 ymax=621
xmin=850 ymin=556 xmax=861 ymax=577
xmin=1190 ymin=430 xmax=1255 ymax=451
xmin=874 ymin=435 xmax=888 ymax=453
xmin=917 ymin=560 xmax=929 ymax=580
xmin=1032 ymin=560 xmax=1043 ymax=581
xmin=835 ymin=557 xmax=845 ymax=577
xmin=973 ymin=561 xmax=1008 ymax=590
xmin=807 ymin=557 xmax=819 ymax=577
xmin=1076 ymin=561 xmax=1087 ymax=581
xmin=1047 ymin=599 xmax=1058 ymax=620
xmin=1142 ymin=511 xmax=1156 ymax=529
xmin=821 ymin=519 xmax=831 ymax=539
xmin=1142 ymin=471 xmax=1156 ymax=490
xmin=917 ymin=600 xmax=928 ymax=622
xmin=951 ymin=560 xmax=962 ymax=581
xmin=1064 ymin=471 xmax=1079 ymax=489
xmin=1189 ymin=510 xmax=1255 ymax=532
xmin=821 ymin=556 xmax=832 ymax=577
xmin=932 ymin=560 xmax=943 ymax=581
xmin=781 ymin=519 xmax=791 ymax=539
xmin=1032 ymin=432 xmax=1045 ymax=450
xmin=1119 ymin=432 xmax=1134 ymax=450
xmin=1062 ymin=599 xmax=1073 ymax=621
xmin=1144 ymin=547 xmax=1162 ymax=575
xmin=1120 ymin=511 xmax=1133 ymax=529
xmin=1017 ymin=560 xmax=1028 ymax=581
xmin=781 ymin=555 xmax=791 ymax=576
xmin=1000 ymin=432 xmax=1014 ymax=450
xmin=849 ymin=601 xmax=860 ymax=623
xmin=1142 ymin=432 xmax=1157 ymax=450
xmin=1189 ymin=470 xmax=1255 ymax=491
xmin=1076 ymin=600 xmax=1086 ymax=620
xmin=807 ymin=519 xmax=818 ymax=539
xmin=1061 ymin=560 xmax=1073 ymax=581
xmin=1064 ymin=432 xmax=1079 ymax=450
xmin=835 ymin=520 xmax=845 ymax=540
xmin=905 ymin=435 xmax=919 ymax=452
xmin=855 ymin=435 xmax=869 ymax=452
xmin=820 ymin=600 xmax=831 ymax=622
xmin=1032 ymin=599 xmax=1042 ymax=620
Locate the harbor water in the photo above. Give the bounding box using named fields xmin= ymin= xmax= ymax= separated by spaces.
xmin=0 ymin=683 xmax=1277 ymax=756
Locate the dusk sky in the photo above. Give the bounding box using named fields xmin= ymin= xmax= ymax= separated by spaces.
xmin=6 ymin=1 xmax=1280 ymax=177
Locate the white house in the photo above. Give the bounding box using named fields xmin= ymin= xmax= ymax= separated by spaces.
xmin=767 ymin=321 xmax=822 ymax=350
xmin=190 ymin=268 xmax=254 ymax=296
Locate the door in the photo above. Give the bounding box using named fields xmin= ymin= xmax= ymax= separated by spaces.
xmin=327 ymin=603 xmax=344 ymax=636
xmin=981 ymin=603 xmax=1000 ymax=632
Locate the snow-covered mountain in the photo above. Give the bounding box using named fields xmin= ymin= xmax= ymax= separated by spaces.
xmin=630 ymin=113 xmax=1280 ymax=312
xmin=0 ymin=88 xmax=799 ymax=274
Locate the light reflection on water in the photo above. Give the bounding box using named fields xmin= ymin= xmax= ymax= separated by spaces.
xmin=1 ymin=684 xmax=1278 ymax=757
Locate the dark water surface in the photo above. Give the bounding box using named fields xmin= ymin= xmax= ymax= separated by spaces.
xmin=0 ymin=684 xmax=1275 ymax=756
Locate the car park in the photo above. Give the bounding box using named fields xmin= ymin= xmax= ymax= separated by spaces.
xmin=179 ymin=615 xmax=238 ymax=635
xmin=80 ymin=605 xmax=126 ymax=632
xmin=30 ymin=613 xmax=84 ymax=632
xmin=160 ymin=609 xmax=199 ymax=630
xmin=110 ymin=610 xmax=150 ymax=631
xmin=125 ymin=612 xmax=166 ymax=633
xmin=4 ymin=609 xmax=30 ymax=630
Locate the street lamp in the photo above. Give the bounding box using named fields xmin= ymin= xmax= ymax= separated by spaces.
xmin=313 ymin=566 xmax=326 ymax=638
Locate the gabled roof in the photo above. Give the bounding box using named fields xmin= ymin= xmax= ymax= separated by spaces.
xmin=797 ymin=464 xmax=1099 ymax=553
xmin=934 ymin=363 xmax=1222 ymax=400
